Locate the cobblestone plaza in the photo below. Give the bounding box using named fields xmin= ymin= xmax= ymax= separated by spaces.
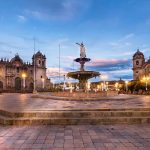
xmin=0 ymin=94 xmax=149 ymax=111
xmin=0 ymin=93 xmax=149 ymax=149
xmin=0 ymin=125 xmax=149 ymax=150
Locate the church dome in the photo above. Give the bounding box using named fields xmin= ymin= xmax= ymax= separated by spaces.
xmin=11 ymin=54 xmax=23 ymax=64
xmin=133 ymin=49 xmax=144 ymax=58
xmin=35 ymin=51 xmax=43 ymax=57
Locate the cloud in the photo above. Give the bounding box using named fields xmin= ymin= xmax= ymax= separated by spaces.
xmin=109 ymin=33 xmax=134 ymax=49
xmin=46 ymin=57 xmax=133 ymax=82
xmin=17 ymin=15 xmax=27 ymax=23
xmin=47 ymin=67 xmax=68 ymax=77
xmin=0 ymin=40 xmax=23 ymax=51
xmin=86 ymin=58 xmax=132 ymax=80
xmin=24 ymin=0 xmax=91 ymax=21
xmin=47 ymin=67 xmax=76 ymax=83
xmin=47 ymin=57 xmax=133 ymax=82
xmin=87 ymin=58 xmax=130 ymax=67
xmin=61 ymin=56 xmax=75 ymax=60
xmin=24 ymin=10 xmax=46 ymax=20
xmin=60 ymin=56 xmax=76 ymax=64
xmin=108 ymin=69 xmax=133 ymax=80
xmin=119 ymin=33 xmax=134 ymax=41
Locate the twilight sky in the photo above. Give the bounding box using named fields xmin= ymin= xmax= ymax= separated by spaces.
xmin=0 ymin=0 xmax=150 ymax=82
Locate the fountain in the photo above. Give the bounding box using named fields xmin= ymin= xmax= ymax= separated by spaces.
xmin=67 ymin=42 xmax=100 ymax=91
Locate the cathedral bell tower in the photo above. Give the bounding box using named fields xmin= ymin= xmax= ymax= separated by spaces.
xmin=132 ymin=49 xmax=145 ymax=80
xmin=32 ymin=51 xmax=46 ymax=68
xmin=32 ymin=51 xmax=47 ymax=90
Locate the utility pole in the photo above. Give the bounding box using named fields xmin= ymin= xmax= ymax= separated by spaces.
xmin=33 ymin=37 xmax=37 ymax=94
xmin=73 ymin=60 xmax=74 ymax=71
xmin=59 ymin=44 xmax=61 ymax=84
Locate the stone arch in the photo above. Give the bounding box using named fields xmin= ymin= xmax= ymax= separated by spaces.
xmin=29 ymin=82 xmax=34 ymax=91
xmin=15 ymin=77 xmax=21 ymax=91
xmin=0 ymin=81 xmax=3 ymax=90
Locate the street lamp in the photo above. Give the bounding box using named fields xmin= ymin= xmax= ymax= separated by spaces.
xmin=100 ymin=74 xmax=108 ymax=91
xmin=69 ymin=82 xmax=73 ymax=93
xmin=106 ymin=82 xmax=108 ymax=91
xmin=41 ymin=78 xmax=45 ymax=89
xmin=115 ymin=82 xmax=119 ymax=91
xmin=52 ymin=81 xmax=55 ymax=89
xmin=101 ymin=83 xmax=104 ymax=91
xmin=97 ymin=85 xmax=100 ymax=91
xmin=63 ymin=75 xmax=66 ymax=91
xmin=87 ymin=81 xmax=91 ymax=92
xmin=125 ymin=81 xmax=129 ymax=92
xmin=22 ymin=73 xmax=27 ymax=89
xmin=142 ymin=76 xmax=150 ymax=91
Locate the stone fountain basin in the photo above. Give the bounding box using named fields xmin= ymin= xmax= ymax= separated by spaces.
xmin=30 ymin=91 xmax=133 ymax=101
xmin=74 ymin=57 xmax=91 ymax=62
xmin=67 ymin=71 xmax=100 ymax=79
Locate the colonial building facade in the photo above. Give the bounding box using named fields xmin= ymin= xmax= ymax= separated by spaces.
xmin=0 ymin=51 xmax=50 ymax=92
xmin=133 ymin=49 xmax=150 ymax=80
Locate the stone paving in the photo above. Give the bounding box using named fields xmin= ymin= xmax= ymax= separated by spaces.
xmin=0 ymin=125 xmax=149 ymax=150
xmin=0 ymin=93 xmax=149 ymax=112
xmin=0 ymin=94 xmax=150 ymax=149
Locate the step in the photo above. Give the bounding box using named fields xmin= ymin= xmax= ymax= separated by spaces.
xmin=0 ymin=110 xmax=150 ymax=118
xmin=0 ymin=108 xmax=149 ymax=125
xmin=0 ymin=116 xmax=150 ymax=125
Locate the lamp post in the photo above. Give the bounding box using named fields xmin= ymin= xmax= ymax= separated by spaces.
xmin=100 ymin=74 xmax=108 ymax=91
xmin=42 ymin=78 xmax=45 ymax=89
xmin=22 ymin=73 xmax=27 ymax=90
xmin=106 ymin=82 xmax=108 ymax=91
xmin=115 ymin=82 xmax=119 ymax=91
xmin=87 ymin=81 xmax=91 ymax=92
xmin=52 ymin=81 xmax=55 ymax=90
xmin=97 ymin=85 xmax=100 ymax=91
xmin=69 ymin=82 xmax=72 ymax=93
xmin=63 ymin=75 xmax=66 ymax=91
xmin=101 ymin=83 xmax=104 ymax=91
xmin=125 ymin=81 xmax=129 ymax=92
xmin=142 ymin=76 xmax=150 ymax=91
xmin=33 ymin=37 xmax=37 ymax=94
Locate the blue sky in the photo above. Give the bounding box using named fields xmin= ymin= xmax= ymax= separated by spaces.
xmin=0 ymin=0 xmax=150 ymax=82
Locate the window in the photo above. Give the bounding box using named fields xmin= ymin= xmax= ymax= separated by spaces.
xmin=136 ymin=61 xmax=139 ymax=65
xmin=39 ymin=60 xmax=41 ymax=65
xmin=42 ymin=61 xmax=44 ymax=66
xmin=30 ymin=70 xmax=33 ymax=75
xmin=17 ymin=67 xmax=19 ymax=73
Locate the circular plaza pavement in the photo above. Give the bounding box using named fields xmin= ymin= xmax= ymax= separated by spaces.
xmin=0 ymin=93 xmax=149 ymax=112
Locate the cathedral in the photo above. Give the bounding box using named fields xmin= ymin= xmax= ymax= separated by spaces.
xmin=133 ymin=49 xmax=150 ymax=80
xmin=0 ymin=51 xmax=50 ymax=92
